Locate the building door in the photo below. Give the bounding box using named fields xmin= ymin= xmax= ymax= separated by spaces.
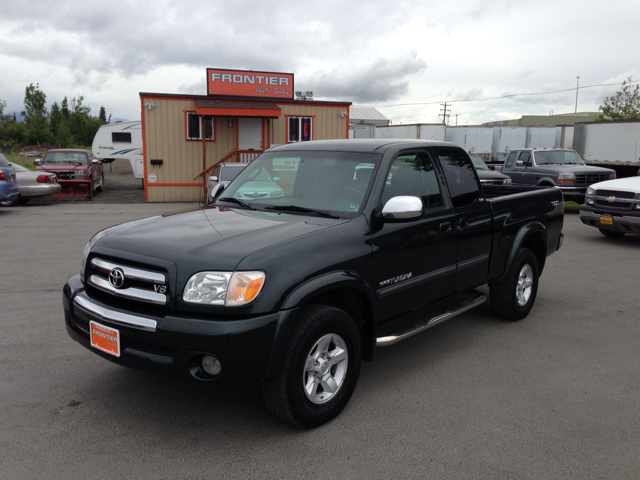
xmin=238 ymin=118 xmax=263 ymax=150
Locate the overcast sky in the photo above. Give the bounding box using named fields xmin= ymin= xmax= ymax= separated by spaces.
xmin=1 ymin=0 xmax=639 ymax=125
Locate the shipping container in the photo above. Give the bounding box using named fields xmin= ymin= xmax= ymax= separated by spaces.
xmin=445 ymin=126 xmax=493 ymax=161
xmin=375 ymin=124 xmax=445 ymax=141
xmin=555 ymin=126 xmax=574 ymax=149
xmin=525 ymin=126 xmax=557 ymax=149
xmin=491 ymin=126 xmax=527 ymax=162
xmin=574 ymin=120 xmax=640 ymax=170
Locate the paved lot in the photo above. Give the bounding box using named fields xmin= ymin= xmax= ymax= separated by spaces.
xmin=0 ymin=204 xmax=639 ymax=479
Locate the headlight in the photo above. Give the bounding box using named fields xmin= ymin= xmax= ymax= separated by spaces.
xmin=587 ymin=187 xmax=595 ymax=195
xmin=609 ymin=173 xmax=616 ymax=179
xmin=75 ymin=171 xmax=86 ymax=179
xmin=503 ymin=178 xmax=512 ymax=185
xmin=557 ymin=173 xmax=575 ymax=183
xmin=183 ymin=271 xmax=266 ymax=306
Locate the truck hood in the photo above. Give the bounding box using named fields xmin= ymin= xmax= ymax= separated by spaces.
xmin=533 ymin=164 xmax=615 ymax=175
xmin=590 ymin=176 xmax=640 ymax=193
xmin=37 ymin=163 xmax=86 ymax=171
xmin=95 ymin=206 xmax=347 ymax=271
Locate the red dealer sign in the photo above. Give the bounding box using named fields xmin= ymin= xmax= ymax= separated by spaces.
xmin=207 ymin=68 xmax=294 ymax=99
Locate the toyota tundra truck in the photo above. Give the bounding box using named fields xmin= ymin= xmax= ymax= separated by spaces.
xmin=63 ymin=140 xmax=564 ymax=428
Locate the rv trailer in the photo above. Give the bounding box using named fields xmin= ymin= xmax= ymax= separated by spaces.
xmin=91 ymin=121 xmax=144 ymax=179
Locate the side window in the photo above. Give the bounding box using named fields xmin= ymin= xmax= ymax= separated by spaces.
xmin=504 ymin=151 xmax=517 ymax=169
xmin=518 ymin=152 xmax=531 ymax=165
xmin=112 ymin=132 xmax=132 ymax=143
xmin=434 ymin=147 xmax=480 ymax=208
xmin=381 ymin=152 xmax=444 ymax=209
xmin=186 ymin=112 xmax=214 ymax=141
xmin=212 ymin=166 xmax=221 ymax=179
xmin=288 ymin=117 xmax=313 ymax=142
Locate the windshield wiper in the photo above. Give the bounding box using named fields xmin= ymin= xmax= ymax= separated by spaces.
xmin=218 ymin=197 xmax=257 ymax=210
xmin=264 ymin=205 xmax=340 ymax=219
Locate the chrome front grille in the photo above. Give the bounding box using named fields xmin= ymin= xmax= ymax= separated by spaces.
xmin=88 ymin=257 xmax=168 ymax=305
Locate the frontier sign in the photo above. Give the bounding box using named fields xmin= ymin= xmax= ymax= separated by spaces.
xmin=207 ymin=68 xmax=294 ymax=100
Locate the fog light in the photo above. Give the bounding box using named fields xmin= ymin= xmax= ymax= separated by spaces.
xmin=201 ymin=355 xmax=222 ymax=376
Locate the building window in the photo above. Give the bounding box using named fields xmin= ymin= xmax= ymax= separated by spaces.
xmin=112 ymin=132 xmax=131 ymax=143
xmin=186 ymin=112 xmax=214 ymax=141
xmin=288 ymin=116 xmax=312 ymax=143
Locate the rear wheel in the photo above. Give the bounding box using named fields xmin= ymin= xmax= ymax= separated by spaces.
xmin=598 ymin=228 xmax=625 ymax=237
xmin=0 ymin=195 xmax=19 ymax=207
xmin=490 ymin=248 xmax=539 ymax=321
xmin=262 ymin=304 xmax=361 ymax=428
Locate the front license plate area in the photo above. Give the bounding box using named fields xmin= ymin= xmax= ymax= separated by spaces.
xmin=599 ymin=215 xmax=613 ymax=225
xmin=90 ymin=321 xmax=120 ymax=357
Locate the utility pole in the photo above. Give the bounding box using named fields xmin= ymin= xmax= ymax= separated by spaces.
xmin=439 ymin=102 xmax=451 ymax=125
xmin=575 ymin=76 xmax=580 ymax=113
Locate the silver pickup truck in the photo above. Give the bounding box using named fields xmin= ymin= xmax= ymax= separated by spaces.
xmin=498 ymin=148 xmax=615 ymax=199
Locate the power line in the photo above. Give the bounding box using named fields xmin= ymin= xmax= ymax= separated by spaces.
xmin=375 ymin=79 xmax=639 ymax=109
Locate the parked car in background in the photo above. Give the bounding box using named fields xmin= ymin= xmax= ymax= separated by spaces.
xmin=206 ymin=163 xmax=246 ymax=202
xmin=0 ymin=154 xmax=20 ymax=207
xmin=579 ymin=172 xmax=640 ymax=237
xmin=35 ymin=149 xmax=103 ymax=200
xmin=3 ymin=163 xmax=61 ymax=205
xmin=468 ymin=153 xmax=512 ymax=185
xmin=498 ymin=149 xmax=615 ymax=199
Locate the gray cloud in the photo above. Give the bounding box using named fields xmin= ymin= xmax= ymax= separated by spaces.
xmin=303 ymin=53 xmax=427 ymax=103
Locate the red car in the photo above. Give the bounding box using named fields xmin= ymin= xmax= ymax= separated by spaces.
xmin=36 ymin=149 xmax=103 ymax=199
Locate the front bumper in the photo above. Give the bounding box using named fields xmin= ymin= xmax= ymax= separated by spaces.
xmin=63 ymin=275 xmax=297 ymax=384
xmin=579 ymin=208 xmax=640 ymax=234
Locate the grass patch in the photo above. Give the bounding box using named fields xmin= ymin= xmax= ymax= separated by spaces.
xmin=4 ymin=152 xmax=38 ymax=170
xmin=564 ymin=200 xmax=581 ymax=209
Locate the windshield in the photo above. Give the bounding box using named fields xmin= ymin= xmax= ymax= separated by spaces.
xmin=219 ymin=150 xmax=381 ymax=216
xmin=534 ymin=150 xmax=584 ymax=165
xmin=43 ymin=151 xmax=88 ymax=164
xmin=220 ymin=165 xmax=245 ymax=181
xmin=468 ymin=153 xmax=489 ymax=170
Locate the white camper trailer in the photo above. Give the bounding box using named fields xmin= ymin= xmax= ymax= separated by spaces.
xmin=91 ymin=121 xmax=144 ymax=179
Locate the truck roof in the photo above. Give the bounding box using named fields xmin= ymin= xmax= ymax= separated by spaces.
xmin=269 ymin=139 xmax=456 ymax=154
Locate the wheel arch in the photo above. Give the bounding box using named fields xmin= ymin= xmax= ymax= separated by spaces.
xmin=495 ymin=222 xmax=548 ymax=283
xmin=267 ymin=271 xmax=376 ymax=378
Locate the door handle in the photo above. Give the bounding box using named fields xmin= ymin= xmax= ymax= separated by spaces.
xmin=440 ymin=222 xmax=452 ymax=233
xmin=457 ymin=218 xmax=470 ymax=231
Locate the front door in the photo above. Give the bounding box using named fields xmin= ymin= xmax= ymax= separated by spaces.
xmin=238 ymin=118 xmax=263 ymax=150
xmin=372 ymin=150 xmax=457 ymax=322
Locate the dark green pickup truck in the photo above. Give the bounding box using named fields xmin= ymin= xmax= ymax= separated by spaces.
xmin=63 ymin=139 xmax=564 ymax=427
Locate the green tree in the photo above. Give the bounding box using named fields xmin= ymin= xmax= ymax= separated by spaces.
xmin=61 ymin=96 xmax=70 ymax=120
xmin=22 ymin=83 xmax=48 ymax=124
xmin=50 ymin=101 xmax=63 ymax=136
xmin=596 ymin=77 xmax=640 ymax=121
xmin=99 ymin=106 xmax=107 ymax=122
xmin=54 ymin=118 xmax=72 ymax=148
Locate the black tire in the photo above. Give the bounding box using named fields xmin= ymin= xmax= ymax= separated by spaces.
xmin=0 ymin=195 xmax=19 ymax=207
xmin=96 ymin=173 xmax=104 ymax=192
xmin=598 ymin=228 xmax=625 ymax=237
xmin=490 ymin=248 xmax=539 ymax=321
xmin=262 ymin=304 xmax=362 ymax=428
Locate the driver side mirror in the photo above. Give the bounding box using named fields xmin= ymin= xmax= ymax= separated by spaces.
xmin=380 ymin=196 xmax=423 ymax=222
xmin=209 ymin=175 xmax=219 ymax=182
xmin=34 ymin=159 xmax=43 ymax=166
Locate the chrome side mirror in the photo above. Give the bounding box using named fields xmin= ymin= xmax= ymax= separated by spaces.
xmin=209 ymin=175 xmax=219 ymax=182
xmin=381 ymin=196 xmax=423 ymax=222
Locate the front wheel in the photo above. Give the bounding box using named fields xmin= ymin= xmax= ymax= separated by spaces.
xmin=490 ymin=248 xmax=539 ymax=321
xmin=262 ymin=304 xmax=362 ymax=428
xmin=0 ymin=195 xmax=19 ymax=207
xmin=96 ymin=173 xmax=104 ymax=192
xmin=598 ymin=228 xmax=625 ymax=237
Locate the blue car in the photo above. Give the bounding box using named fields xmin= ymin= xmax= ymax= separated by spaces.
xmin=0 ymin=154 xmax=20 ymax=206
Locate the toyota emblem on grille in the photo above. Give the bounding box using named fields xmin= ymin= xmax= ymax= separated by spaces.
xmin=108 ymin=268 xmax=125 ymax=289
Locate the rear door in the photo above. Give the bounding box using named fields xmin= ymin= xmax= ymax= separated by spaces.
xmin=372 ymin=150 xmax=457 ymax=321
xmin=433 ymin=147 xmax=493 ymax=291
